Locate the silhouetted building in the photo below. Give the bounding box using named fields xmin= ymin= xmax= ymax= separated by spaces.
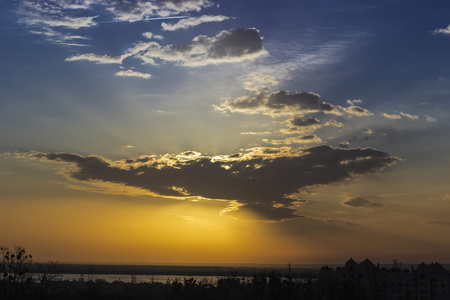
xmin=319 ymin=259 xmax=450 ymax=300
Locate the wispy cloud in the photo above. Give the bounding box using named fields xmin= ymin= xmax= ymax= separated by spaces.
xmin=262 ymin=135 xmax=322 ymax=145
xmin=400 ymin=112 xmax=419 ymax=120
xmin=17 ymin=1 xmax=97 ymax=29
xmin=424 ymin=115 xmax=437 ymax=122
xmin=29 ymin=27 xmax=91 ymax=46
xmin=14 ymin=0 xmax=210 ymax=47
xmin=342 ymin=105 xmax=373 ymax=117
xmin=362 ymin=129 xmax=374 ymax=135
xmin=66 ymin=53 xmax=123 ymax=64
xmin=242 ymin=72 xmax=279 ymax=93
xmin=116 ymin=69 xmax=152 ymax=79
xmin=162 ymin=15 xmax=229 ymax=31
xmin=142 ymin=32 xmax=164 ymax=40
xmin=433 ymin=24 xmax=450 ymax=35
xmin=102 ymin=0 xmax=211 ymax=20
xmin=347 ymin=99 xmax=363 ymax=105
xmin=382 ymin=112 xmax=402 ymax=120
xmin=240 ymin=131 xmax=272 ymax=135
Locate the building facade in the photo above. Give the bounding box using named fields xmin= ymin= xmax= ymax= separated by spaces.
xmin=319 ymin=259 xmax=450 ymax=300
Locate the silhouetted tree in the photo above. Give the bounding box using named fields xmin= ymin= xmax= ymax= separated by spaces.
xmin=0 ymin=246 xmax=33 ymax=299
xmin=34 ymin=260 xmax=63 ymax=299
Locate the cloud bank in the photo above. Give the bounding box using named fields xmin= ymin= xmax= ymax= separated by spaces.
xmin=217 ymin=90 xmax=339 ymax=116
xmin=67 ymin=28 xmax=267 ymax=67
xmin=161 ymin=15 xmax=229 ymax=31
xmin=17 ymin=146 xmax=399 ymax=221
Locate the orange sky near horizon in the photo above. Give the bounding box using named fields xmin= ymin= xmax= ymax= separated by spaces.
xmin=1 ymin=0 xmax=450 ymax=266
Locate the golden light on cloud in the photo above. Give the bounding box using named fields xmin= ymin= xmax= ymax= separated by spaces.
xmin=65 ymin=180 xmax=157 ymax=196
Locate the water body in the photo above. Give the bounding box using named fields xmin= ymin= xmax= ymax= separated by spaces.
xmin=61 ymin=273 xmax=311 ymax=284
xmin=62 ymin=274 xmax=258 ymax=284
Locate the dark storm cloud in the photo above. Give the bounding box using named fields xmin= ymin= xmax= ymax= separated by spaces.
xmin=178 ymin=28 xmax=265 ymax=60
xmin=341 ymin=196 xmax=385 ymax=208
xmin=218 ymin=90 xmax=339 ymax=116
xmin=285 ymin=117 xmax=343 ymax=133
xmin=207 ymin=28 xmax=264 ymax=59
xmin=23 ymin=146 xmax=398 ymax=221
xmin=266 ymin=91 xmax=334 ymax=111
xmin=291 ymin=117 xmax=321 ymax=128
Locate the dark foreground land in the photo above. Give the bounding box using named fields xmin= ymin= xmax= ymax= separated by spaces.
xmin=4 ymin=260 xmax=450 ymax=299
xmin=2 ymin=272 xmax=360 ymax=300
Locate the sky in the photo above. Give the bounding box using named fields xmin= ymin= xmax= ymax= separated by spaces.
xmin=1 ymin=0 xmax=450 ymax=265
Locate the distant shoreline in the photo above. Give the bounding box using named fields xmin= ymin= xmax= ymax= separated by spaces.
xmin=48 ymin=263 xmax=321 ymax=277
xmin=41 ymin=262 xmax=450 ymax=277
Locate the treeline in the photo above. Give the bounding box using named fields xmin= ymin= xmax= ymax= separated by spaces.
xmin=1 ymin=246 xmax=64 ymax=299
xmin=1 ymin=246 xmax=369 ymax=300
xmin=0 ymin=273 xmax=368 ymax=300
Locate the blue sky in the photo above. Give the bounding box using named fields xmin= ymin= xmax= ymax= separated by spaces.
xmin=1 ymin=0 xmax=450 ymax=263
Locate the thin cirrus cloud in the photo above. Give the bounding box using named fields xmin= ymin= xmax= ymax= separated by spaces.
xmin=29 ymin=28 xmax=91 ymax=47
xmin=14 ymin=0 xmax=216 ymax=46
xmin=17 ymin=1 xmax=97 ymax=29
xmin=15 ymin=0 xmax=97 ymax=46
xmin=154 ymin=0 xmax=212 ymax=13
xmin=101 ymin=0 xmax=211 ymax=20
xmin=242 ymin=73 xmax=279 ymax=93
xmin=161 ymin=15 xmax=229 ymax=31
xmin=14 ymin=146 xmax=399 ymax=221
xmin=65 ymin=53 xmax=124 ymax=64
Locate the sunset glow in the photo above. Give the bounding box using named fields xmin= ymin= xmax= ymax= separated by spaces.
xmin=1 ymin=0 xmax=450 ymax=265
